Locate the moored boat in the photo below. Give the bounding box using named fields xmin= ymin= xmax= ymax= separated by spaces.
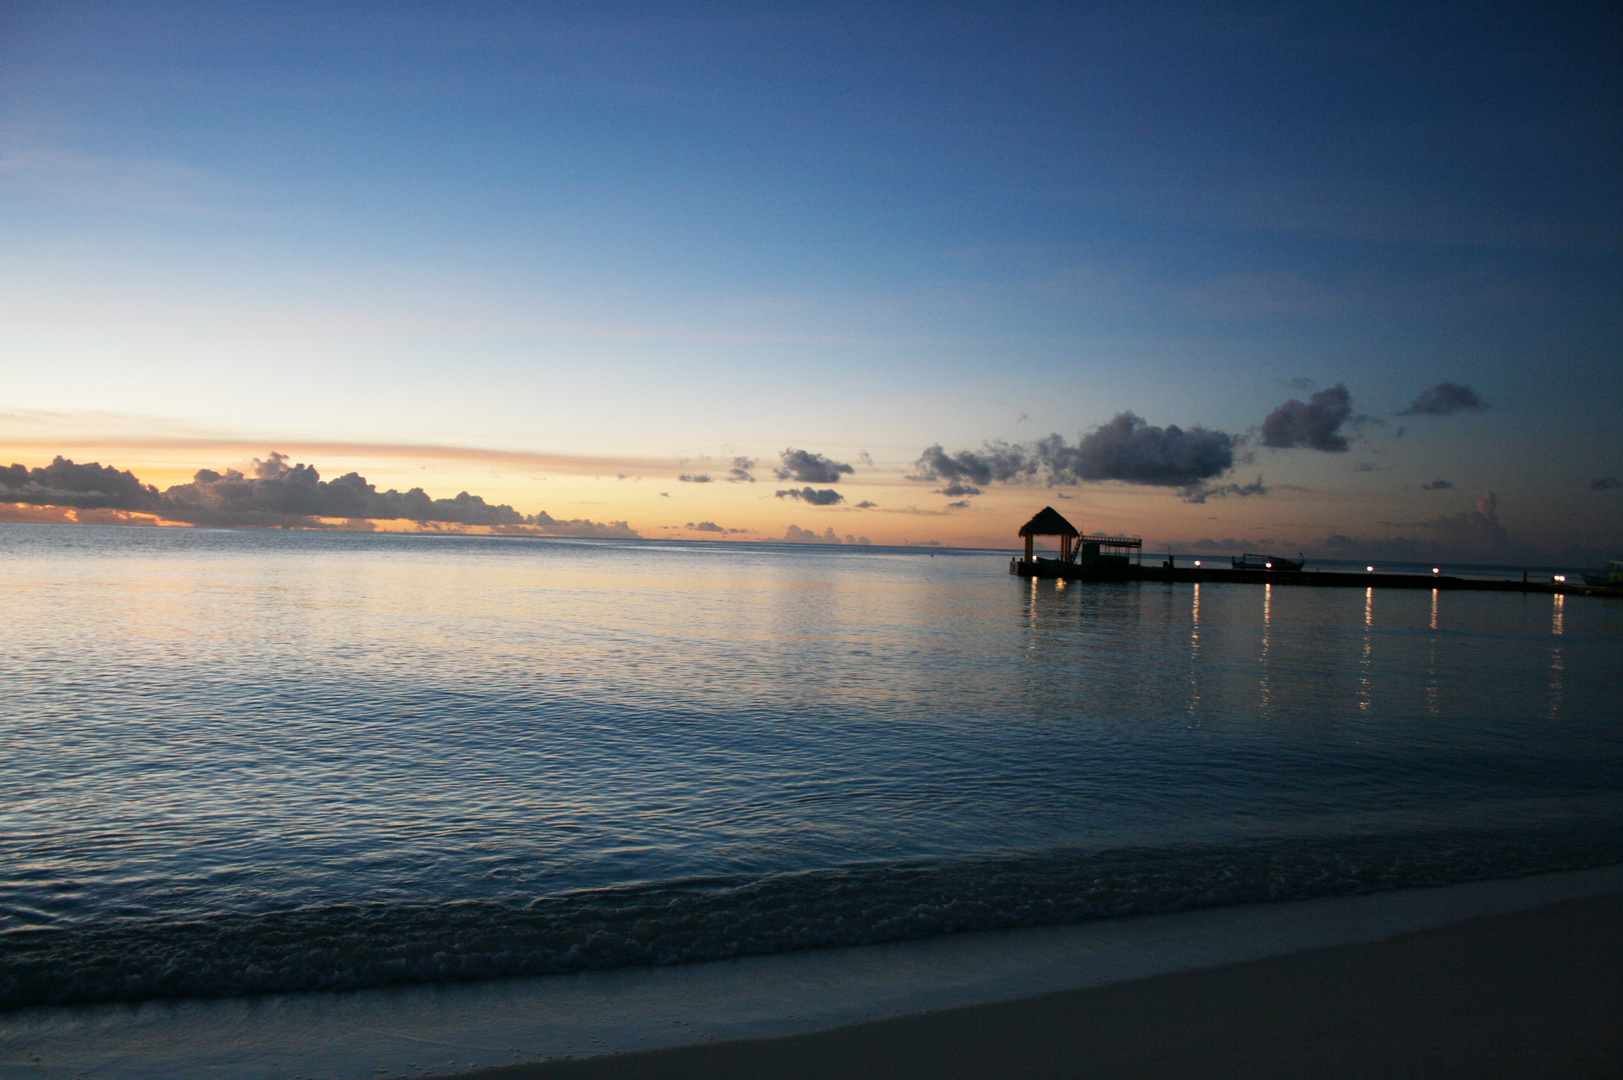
xmin=1582 ymin=558 xmax=1623 ymax=587
xmin=1232 ymin=552 xmax=1305 ymax=572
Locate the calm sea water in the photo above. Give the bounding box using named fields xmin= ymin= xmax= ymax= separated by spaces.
xmin=2 ymin=523 xmax=1620 ymax=1010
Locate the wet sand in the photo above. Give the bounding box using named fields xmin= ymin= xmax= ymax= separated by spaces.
xmin=453 ymin=894 xmax=1622 ymax=1080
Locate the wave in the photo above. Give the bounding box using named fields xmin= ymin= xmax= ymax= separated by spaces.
xmin=4 ymin=825 xmax=1620 ymax=1011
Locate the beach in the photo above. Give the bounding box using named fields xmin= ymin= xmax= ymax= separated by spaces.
xmin=459 ymin=893 xmax=1622 ymax=1080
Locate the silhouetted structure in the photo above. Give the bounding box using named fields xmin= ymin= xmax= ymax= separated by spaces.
xmin=1015 ymin=507 xmax=1142 ymax=577
xmin=1017 ymin=506 xmax=1079 ymax=563
xmin=1008 ymin=509 xmax=1608 ymax=595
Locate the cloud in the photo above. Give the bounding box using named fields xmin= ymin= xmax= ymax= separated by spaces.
xmin=775 ymin=486 xmax=844 ymax=506
xmin=1354 ymin=461 xmax=1377 ymax=472
xmin=678 ymin=473 xmax=712 ymax=483
xmin=164 ymin=452 xmax=529 ymax=525
xmin=914 ymin=413 xmax=1242 ymax=493
xmin=1421 ymin=479 xmax=1454 ymax=490
xmin=945 ymin=500 xmax=970 ymax=509
xmin=783 ymin=524 xmax=844 ymax=544
xmin=4 ymin=451 xmax=640 ymax=536
xmin=0 ymin=456 xmax=161 ymax=511
xmin=1399 ymin=382 xmax=1489 ymax=416
xmin=774 ymin=449 xmax=854 ymax=484
xmin=1042 ymin=413 xmax=1239 ymax=486
xmin=1591 ymin=477 xmax=1620 ymax=491
xmin=0 ymin=420 xmax=675 ymax=479
xmin=526 ymin=511 xmax=640 ymax=538
xmin=853 ymin=500 xmax=878 ymax=509
xmin=1418 ymin=492 xmax=1509 ymax=550
xmin=1178 ymin=475 xmax=1268 ymax=504
xmin=0 ymin=147 xmax=234 ymax=218
xmin=912 ymin=442 xmax=1034 ymax=486
xmin=686 ymin=521 xmax=725 ymax=533
xmin=1261 ymin=385 xmax=1354 ymax=452
xmin=726 ymin=456 xmax=756 ymax=483
xmin=1314 ymin=533 xmax=1445 ymax=561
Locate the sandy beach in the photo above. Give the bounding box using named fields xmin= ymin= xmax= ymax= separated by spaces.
xmin=455 ymin=894 xmax=1621 ymax=1080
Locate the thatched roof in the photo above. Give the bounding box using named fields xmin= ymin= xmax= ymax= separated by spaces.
xmin=1018 ymin=506 xmax=1079 ymax=537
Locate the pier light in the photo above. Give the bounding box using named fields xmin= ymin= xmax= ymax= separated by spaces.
xmin=1554 ymin=574 xmax=1566 ymax=583
xmin=1193 ymin=560 xmax=1201 ymax=566
xmin=1432 ymin=567 xmax=1440 ymax=574
xmin=1265 ymin=561 xmax=1272 ymax=569
xmin=1366 ymin=566 xmax=1374 ymax=573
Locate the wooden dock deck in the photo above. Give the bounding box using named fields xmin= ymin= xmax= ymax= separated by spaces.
xmin=1010 ymin=558 xmax=1621 ymax=597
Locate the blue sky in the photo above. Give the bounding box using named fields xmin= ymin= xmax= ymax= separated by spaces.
xmin=1 ymin=2 xmax=1618 ymax=554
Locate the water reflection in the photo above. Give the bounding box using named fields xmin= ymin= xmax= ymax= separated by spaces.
xmin=1425 ymin=589 xmax=1441 ymax=717
xmin=1358 ymin=587 xmax=1374 ymax=712
xmin=1258 ymin=584 xmax=1272 ymax=712
xmin=1550 ymin=594 xmax=1565 ymax=720
xmin=1188 ymin=583 xmax=1202 ymax=716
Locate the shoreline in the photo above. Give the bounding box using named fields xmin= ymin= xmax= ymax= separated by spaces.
xmin=470 ymin=892 xmax=1622 ymax=1079
xmin=5 ymin=866 xmax=1620 ymax=1080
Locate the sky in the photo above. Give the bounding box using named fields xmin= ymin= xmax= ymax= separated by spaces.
xmin=1 ymin=1 xmax=1618 ymax=557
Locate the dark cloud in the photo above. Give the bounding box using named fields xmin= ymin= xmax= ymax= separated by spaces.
xmin=1591 ymin=477 xmax=1620 ymax=491
xmin=853 ymin=500 xmax=878 ymax=509
xmin=1286 ymin=376 xmax=1316 ymax=391
xmin=0 ymin=456 xmax=162 ymax=511
xmin=775 ymin=449 xmax=853 ymax=484
xmin=686 ymin=521 xmax=725 ymax=533
xmin=4 ymin=452 xmax=639 ymax=536
xmin=726 ymin=456 xmax=756 ymax=483
xmin=1400 ymin=382 xmax=1488 ymax=416
xmin=1261 ymin=385 xmax=1353 ymax=452
xmin=914 ymin=413 xmax=1242 ymax=493
xmin=945 ymin=499 xmax=970 ymax=509
xmin=1179 ymin=475 xmax=1268 ymax=504
xmin=678 ymin=473 xmax=712 ymax=483
xmin=911 ymin=442 xmax=1033 ymax=486
xmin=1042 ymin=413 xmax=1238 ymax=486
xmin=164 ymin=453 xmax=529 ymax=525
xmin=1421 ymin=479 xmax=1454 ymax=490
xmin=775 ymin=486 xmax=844 ymax=506
xmin=1354 ymin=461 xmax=1377 ymax=473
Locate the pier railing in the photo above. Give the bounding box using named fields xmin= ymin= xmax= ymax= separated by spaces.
xmin=1079 ymin=533 xmax=1142 ymax=548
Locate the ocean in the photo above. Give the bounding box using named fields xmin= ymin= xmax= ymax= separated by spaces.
xmin=2 ymin=522 xmax=1620 ymax=1019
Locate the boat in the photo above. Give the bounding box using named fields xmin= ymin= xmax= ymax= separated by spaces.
xmin=1232 ymin=552 xmax=1305 ymax=572
xmin=1582 ymin=558 xmax=1623 ymax=587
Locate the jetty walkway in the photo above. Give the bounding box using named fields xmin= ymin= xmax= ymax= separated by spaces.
xmin=1010 ymin=559 xmax=1619 ymax=597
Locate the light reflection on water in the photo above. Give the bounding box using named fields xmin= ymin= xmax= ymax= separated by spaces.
xmin=2 ymin=524 xmax=1621 ymax=1006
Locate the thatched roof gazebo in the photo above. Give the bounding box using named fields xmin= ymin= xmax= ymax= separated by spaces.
xmin=1018 ymin=506 xmax=1079 ymax=563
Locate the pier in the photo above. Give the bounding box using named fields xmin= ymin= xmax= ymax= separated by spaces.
xmin=1009 ymin=507 xmax=1621 ymax=597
